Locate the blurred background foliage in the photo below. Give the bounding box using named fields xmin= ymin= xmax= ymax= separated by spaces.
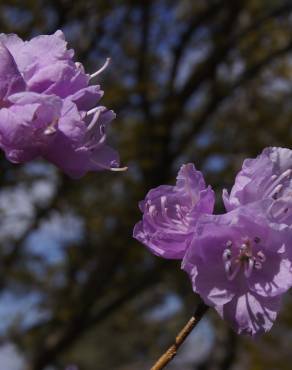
xmin=0 ymin=0 xmax=291 ymax=369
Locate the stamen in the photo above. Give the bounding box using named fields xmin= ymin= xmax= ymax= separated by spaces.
xmin=90 ymin=155 xmax=128 ymax=171
xmin=175 ymin=204 xmax=183 ymax=219
xmin=244 ymin=258 xmax=254 ymax=278
xmin=160 ymin=196 xmax=168 ymax=218
xmin=158 ymin=197 xmax=187 ymax=228
xmin=100 ymin=132 xmax=107 ymax=144
xmin=267 ymin=199 xmax=290 ymax=221
xmin=110 ymin=166 xmax=128 ymax=172
xmin=87 ymin=107 xmax=101 ymax=116
xmin=264 ymin=169 xmax=291 ymax=198
xmin=87 ymin=109 xmax=102 ymax=131
xmin=271 ymin=184 xmax=283 ymax=200
xmin=222 ymin=248 xmax=231 ymax=262
xmin=174 ymin=204 xmax=189 ymax=227
xmin=175 ymin=205 xmax=184 ymax=221
xmin=149 ymin=205 xmax=156 ymax=217
xmin=222 ymin=238 xmax=266 ymax=280
xmin=90 ymin=58 xmax=111 ymax=79
xmin=224 ymin=260 xmax=232 ymax=275
xmin=227 ymin=263 xmax=241 ymax=281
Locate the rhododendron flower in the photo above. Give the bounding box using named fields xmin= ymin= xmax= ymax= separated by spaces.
xmin=223 ymin=147 xmax=292 ymax=225
xmin=182 ymin=203 xmax=292 ymax=336
xmin=133 ymin=164 xmax=215 ymax=259
xmin=0 ymin=31 xmax=121 ymax=177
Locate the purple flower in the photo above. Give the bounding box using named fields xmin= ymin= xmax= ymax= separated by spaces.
xmin=182 ymin=203 xmax=292 ymax=336
xmin=0 ymin=31 xmax=121 ymax=177
xmin=223 ymin=147 xmax=292 ymax=264
xmin=133 ymin=164 xmax=215 ymax=259
xmin=223 ymin=147 xmax=292 ymax=211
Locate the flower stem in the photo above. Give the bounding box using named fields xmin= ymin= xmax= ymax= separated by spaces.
xmin=150 ymin=301 xmax=209 ymax=370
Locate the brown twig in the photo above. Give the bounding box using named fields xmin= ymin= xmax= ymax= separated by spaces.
xmin=150 ymin=301 xmax=209 ymax=370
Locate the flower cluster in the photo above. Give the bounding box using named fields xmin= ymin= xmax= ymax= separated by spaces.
xmin=133 ymin=147 xmax=292 ymax=336
xmin=0 ymin=31 xmax=121 ymax=178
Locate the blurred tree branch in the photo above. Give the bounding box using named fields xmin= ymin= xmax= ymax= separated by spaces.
xmin=168 ymin=0 xmax=225 ymax=91
xmin=174 ymin=39 xmax=292 ymax=159
xmin=27 ymin=263 xmax=166 ymax=370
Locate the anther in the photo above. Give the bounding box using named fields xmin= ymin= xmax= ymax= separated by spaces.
xmin=256 ymin=251 xmax=266 ymax=262
xmin=254 ymin=261 xmax=262 ymax=270
xmin=240 ymin=243 xmax=248 ymax=253
xmin=44 ymin=118 xmax=58 ymax=135
xmin=226 ymin=240 xmax=232 ymax=248
xmin=75 ymin=62 xmax=83 ymax=69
